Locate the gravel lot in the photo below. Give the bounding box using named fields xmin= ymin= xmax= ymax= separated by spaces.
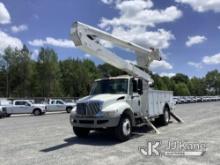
xmin=0 ymin=102 xmax=220 ymax=165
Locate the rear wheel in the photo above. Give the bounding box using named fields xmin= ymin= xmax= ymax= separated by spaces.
xmin=158 ymin=107 xmax=170 ymax=126
xmin=73 ymin=127 xmax=90 ymax=137
xmin=33 ymin=109 xmax=41 ymax=116
xmin=114 ymin=115 xmax=132 ymax=142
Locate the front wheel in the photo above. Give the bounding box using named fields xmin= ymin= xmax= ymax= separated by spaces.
xmin=33 ymin=109 xmax=41 ymax=116
xmin=6 ymin=114 xmax=11 ymax=117
xmin=66 ymin=107 xmax=72 ymax=113
xmin=73 ymin=127 xmax=90 ymax=137
xmin=114 ymin=115 xmax=132 ymax=142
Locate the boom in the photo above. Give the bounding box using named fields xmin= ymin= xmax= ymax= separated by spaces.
xmin=70 ymin=21 xmax=161 ymax=83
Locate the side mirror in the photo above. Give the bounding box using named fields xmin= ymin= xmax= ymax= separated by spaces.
xmin=137 ymin=79 xmax=143 ymax=95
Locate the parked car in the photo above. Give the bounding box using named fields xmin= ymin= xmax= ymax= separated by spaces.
xmin=46 ymin=99 xmax=76 ymax=113
xmin=4 ymin=100 xmax=46 ymax=116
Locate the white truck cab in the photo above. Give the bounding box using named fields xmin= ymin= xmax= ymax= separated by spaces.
xmin=70 ymin=75 xmax=174 ymax=141
xmin=4 ymin=100 xmax=46 ymax=116
xmin=47 ymin=99 xmax=76 ymax=113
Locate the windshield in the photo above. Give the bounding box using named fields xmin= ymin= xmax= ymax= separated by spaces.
xmin=90 ymin=79 xmax=128 ymax=95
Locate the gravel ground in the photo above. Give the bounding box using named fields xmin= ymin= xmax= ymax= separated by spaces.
xmin=0 ymin=102 xmax=220 ymax=165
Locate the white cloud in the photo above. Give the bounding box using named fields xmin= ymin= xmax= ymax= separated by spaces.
xmin=187 ymin=61 xmax=203 ymax=69
xmin=218 ymin=26 xmax=220 ymax=30
xmin=99 ymin=1 xmax=182 ymax=28
xmin=28 ymin=37 xmax=75 ymax=48
xmin=149 ymin=60 xmax=173 ymax=70
xmin=110 ymin=26 xmax=174 ymax=49
xmin=101 ymin=0 xmax=114 ymax=4
xmin=98 ymin=0 xmax=181 ymax=50
xmin=160 ymin=72 xmax=176 ymax=77
xmin=84 ymin=54 xmax=91 ymax=58
xmin=0 ymin=2 xmax=10 ymax=24
xmin=176 ymin=0 xmax=220 ymax=13
xmin=0 ymin=30 xmax=23 ymax=53
xmin=186 ymin=35 xmax=207 ymax=47
xmin=11 ymin=24 xmax=28 ymax=33
xmin=202 ymin=53 xmax=220 ymax=64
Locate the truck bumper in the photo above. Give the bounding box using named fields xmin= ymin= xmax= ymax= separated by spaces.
xmin=70 ymin=115 xmax=120 ymax=129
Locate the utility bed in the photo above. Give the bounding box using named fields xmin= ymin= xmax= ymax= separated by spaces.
xmin=147 ymin=89 xmax=174 ymax=118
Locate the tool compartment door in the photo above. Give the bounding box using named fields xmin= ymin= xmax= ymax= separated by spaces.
xmin=147 ymin=89 xmax=173 ymax=117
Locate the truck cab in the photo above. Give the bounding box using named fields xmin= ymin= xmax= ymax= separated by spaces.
xmin=70 ymin=75 xmax=174 ymax=141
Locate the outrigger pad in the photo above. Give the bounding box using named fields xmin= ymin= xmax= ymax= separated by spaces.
xmin=144 ymin=117 xmax=160 ymax=134
xmin=170 ymin=111 xmax=184 ymax=123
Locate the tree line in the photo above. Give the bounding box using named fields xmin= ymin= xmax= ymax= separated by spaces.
xmin=0 ymin=45 xmax=219 ymax=98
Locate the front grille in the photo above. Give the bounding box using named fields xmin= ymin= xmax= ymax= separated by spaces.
xmin=76 ymin=101 xmax=101 ymax=116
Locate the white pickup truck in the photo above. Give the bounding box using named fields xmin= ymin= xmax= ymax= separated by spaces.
xmin=4 ymin=100 xmax=46 ymax=116
xmin=46 ymin=99 xmax=76 ymax=113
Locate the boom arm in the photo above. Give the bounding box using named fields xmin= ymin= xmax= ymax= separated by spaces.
xmin=70 ymin=21 xmax=161 ymax=83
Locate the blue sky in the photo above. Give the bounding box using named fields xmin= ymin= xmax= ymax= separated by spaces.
xmin=0 ymin=0 xmax=220 ymax=78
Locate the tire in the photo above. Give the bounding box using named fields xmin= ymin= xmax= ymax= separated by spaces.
xmin=33 ymin=109 xmax=41 ymax=116
xmin=114 ymin=115 xmax=132 ymax=142
xmin=6 ymin=114 xmax=11 ymax=117
xmin=66 ymin=107 xmax=72 ymax=113
xmin=158 ymin=107 xmax=170 ymax=126
xmin=73 ymin=127 xmax=90 ymax=137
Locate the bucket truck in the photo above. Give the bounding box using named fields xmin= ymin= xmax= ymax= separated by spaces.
xmin=69 ymin=22 xmax=183 ymax=141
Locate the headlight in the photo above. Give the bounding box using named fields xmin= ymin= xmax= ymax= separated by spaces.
xmin=104 ymin=111 xmax=117 ymax=117
xmin=69 ymin=115 xmax=74 ymax=124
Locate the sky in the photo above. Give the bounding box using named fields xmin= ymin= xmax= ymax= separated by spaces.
xmin=0 ymin=0 xmax=220 ymax=78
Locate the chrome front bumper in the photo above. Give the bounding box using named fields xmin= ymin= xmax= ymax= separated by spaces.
xmin=70 ymin=115 xmax=120 ymax=128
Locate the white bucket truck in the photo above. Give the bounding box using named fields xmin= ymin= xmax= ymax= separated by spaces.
xmin=69 ymin=22 xmax=183 ymax=141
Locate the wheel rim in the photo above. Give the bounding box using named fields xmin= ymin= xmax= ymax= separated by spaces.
xmin=164 ymin=110 xmax=169 ymax=123
xmin=122 ymin=118 xmax=131 ymax=136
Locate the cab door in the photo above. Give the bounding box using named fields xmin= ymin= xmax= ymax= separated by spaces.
xmin=129 ymin=79 xmax=141 ymax=115
xmin=14 ymin=101 xmax=31 ymax=114
xmin=55 ymin=100 xmax=66 ymax=111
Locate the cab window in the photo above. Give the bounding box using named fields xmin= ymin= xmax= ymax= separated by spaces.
xmin=56 ymin=100 xmax=64 ymax=104
xmin=132 ymin=79 xmax=138 ymax=93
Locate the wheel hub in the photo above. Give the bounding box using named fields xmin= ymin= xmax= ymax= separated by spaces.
xmin=122 ymin=118 xmax=131 ymax=136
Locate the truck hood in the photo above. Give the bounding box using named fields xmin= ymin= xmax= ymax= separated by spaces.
xmin=78 ymin=94 xmax=126 ymax=104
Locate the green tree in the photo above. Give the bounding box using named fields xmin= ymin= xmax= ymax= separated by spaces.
xmin=98 ymin=63 xmax=125 ymax=77
xmin=2 ymin=46 xmax=33 ymax=97
xmin=152 ymin=74 xmax=168 ymax=90
xmin=205 ymin=70 xmax=220 ymax=95
xmin=174 ymin=83 xmax=190 ymax=96
xmin=35 ymin=48 xmax=61 ymax=97
xmin=172 ymin=73 xmax=189 ymax=84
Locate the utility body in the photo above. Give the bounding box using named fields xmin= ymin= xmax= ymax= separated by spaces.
xmin=70 ymin=22 xmax=182 ymax=141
